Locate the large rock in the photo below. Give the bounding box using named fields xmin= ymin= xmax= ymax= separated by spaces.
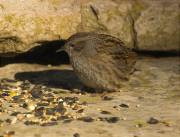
xmin=134 ymin=2 xmax=179 ymax=52
xmin=0 ymin=0 xmax=179 ymax=56
xmin=77 ymin=1 xmax=137 ymax=49
xmin=0 ymin=0 xmax=81 ymax=55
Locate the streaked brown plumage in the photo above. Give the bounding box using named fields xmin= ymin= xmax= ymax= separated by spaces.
xmin=57 ymin=32 xmax=139 ymax=92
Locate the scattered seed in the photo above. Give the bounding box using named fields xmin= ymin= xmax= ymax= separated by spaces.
xmin=77 ymin=117 xmax=94 ymax=122
xmin=96 ymin=107 xmax=100 ymax=110
xmin=63 ymin=119 xmax=73 ymax=123
xmin=148 ymin=117 xmax=159 ymax=124
xmin=103 ymin=96 xmax=113 ymax=101
xmin=70 ymin=128 xmax=76 ymax=131
xmin=107 ymin=117 xmax=120 ymax=123
xmin=116 ymin=108 xmax=120 ymax=110
xmin=41 ymin=122 xmax=58 ymax=126
xmin=120 ymin=104 xmax=130 ymax=108
xmin=11 ymin=112 xmax=21 ymax=116
xmin=76 ymin=109 xmax=84 ymax=113
xmin=73 ymin=133 xmax=80 ymax=137
xmin=164 ymin=121 xmax=171 ymax=127
xmin=122 ymin=118 xmax=126 ymax=120
xmin=101 ymin=111 xmax=111 ymax=114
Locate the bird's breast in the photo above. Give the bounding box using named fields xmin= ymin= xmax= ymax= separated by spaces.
xmin=70 ymin=58 xmax=101 ymax=88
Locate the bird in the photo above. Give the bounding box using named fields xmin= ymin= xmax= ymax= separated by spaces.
xmin=56 ymin=32 xmax=139 ymax=92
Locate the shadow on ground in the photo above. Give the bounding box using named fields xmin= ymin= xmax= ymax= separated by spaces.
xmin=14 ymin=69 xmax=83 ymax=90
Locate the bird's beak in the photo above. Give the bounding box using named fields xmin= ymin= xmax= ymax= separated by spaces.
xmin=56 ymin=46 xmax=65 ymax=52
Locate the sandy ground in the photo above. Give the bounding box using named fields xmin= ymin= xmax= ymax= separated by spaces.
xmin=0 ymin=57 xmax=179 ymax=137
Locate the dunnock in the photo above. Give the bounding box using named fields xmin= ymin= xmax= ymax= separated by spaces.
xmin=57 ymin=32 xmax=139 ymax=92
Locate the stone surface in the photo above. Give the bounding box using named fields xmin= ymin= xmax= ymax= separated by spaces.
xmin=0 ymin=0 xmax=179 ymax=55
xmin=134 ymin=2 xmax=179 ymax=51
xmin=0 ymin=57 xmax=179 ymax=137
xmin=0 ymin=0 xmax=81 ymax=54
xmin=77 ymin=1 xmax=136 ymax=49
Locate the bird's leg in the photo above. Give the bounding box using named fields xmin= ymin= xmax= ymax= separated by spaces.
xmin=91 ymin=90 xmax=109 ymax=98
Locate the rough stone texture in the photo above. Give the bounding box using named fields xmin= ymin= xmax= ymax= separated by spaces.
xmin=0 ymin=0 xmax=81 ymax=54
xmin=0 ymin=0 xmax=179 ymax=55
xmin=134 ymin=2 xmax=179 ymax=52
xmin=77 ymin=2 xmax=136 ymax=49
xmin=0 ymin=57 xmax=179 ymax=137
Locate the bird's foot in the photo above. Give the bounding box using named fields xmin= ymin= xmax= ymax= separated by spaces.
xmin=91 ymin=90 xmax=109 ymax=98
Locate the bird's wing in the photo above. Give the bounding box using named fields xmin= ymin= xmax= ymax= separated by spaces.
xmin=87 ymin=34 xmax=139 ymax=83
xmin=92 ymin=34 xmax=139 ymax=65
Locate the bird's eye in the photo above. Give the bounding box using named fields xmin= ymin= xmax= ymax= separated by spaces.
xmin=69 ymin=44 xmax=75 ymax=48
